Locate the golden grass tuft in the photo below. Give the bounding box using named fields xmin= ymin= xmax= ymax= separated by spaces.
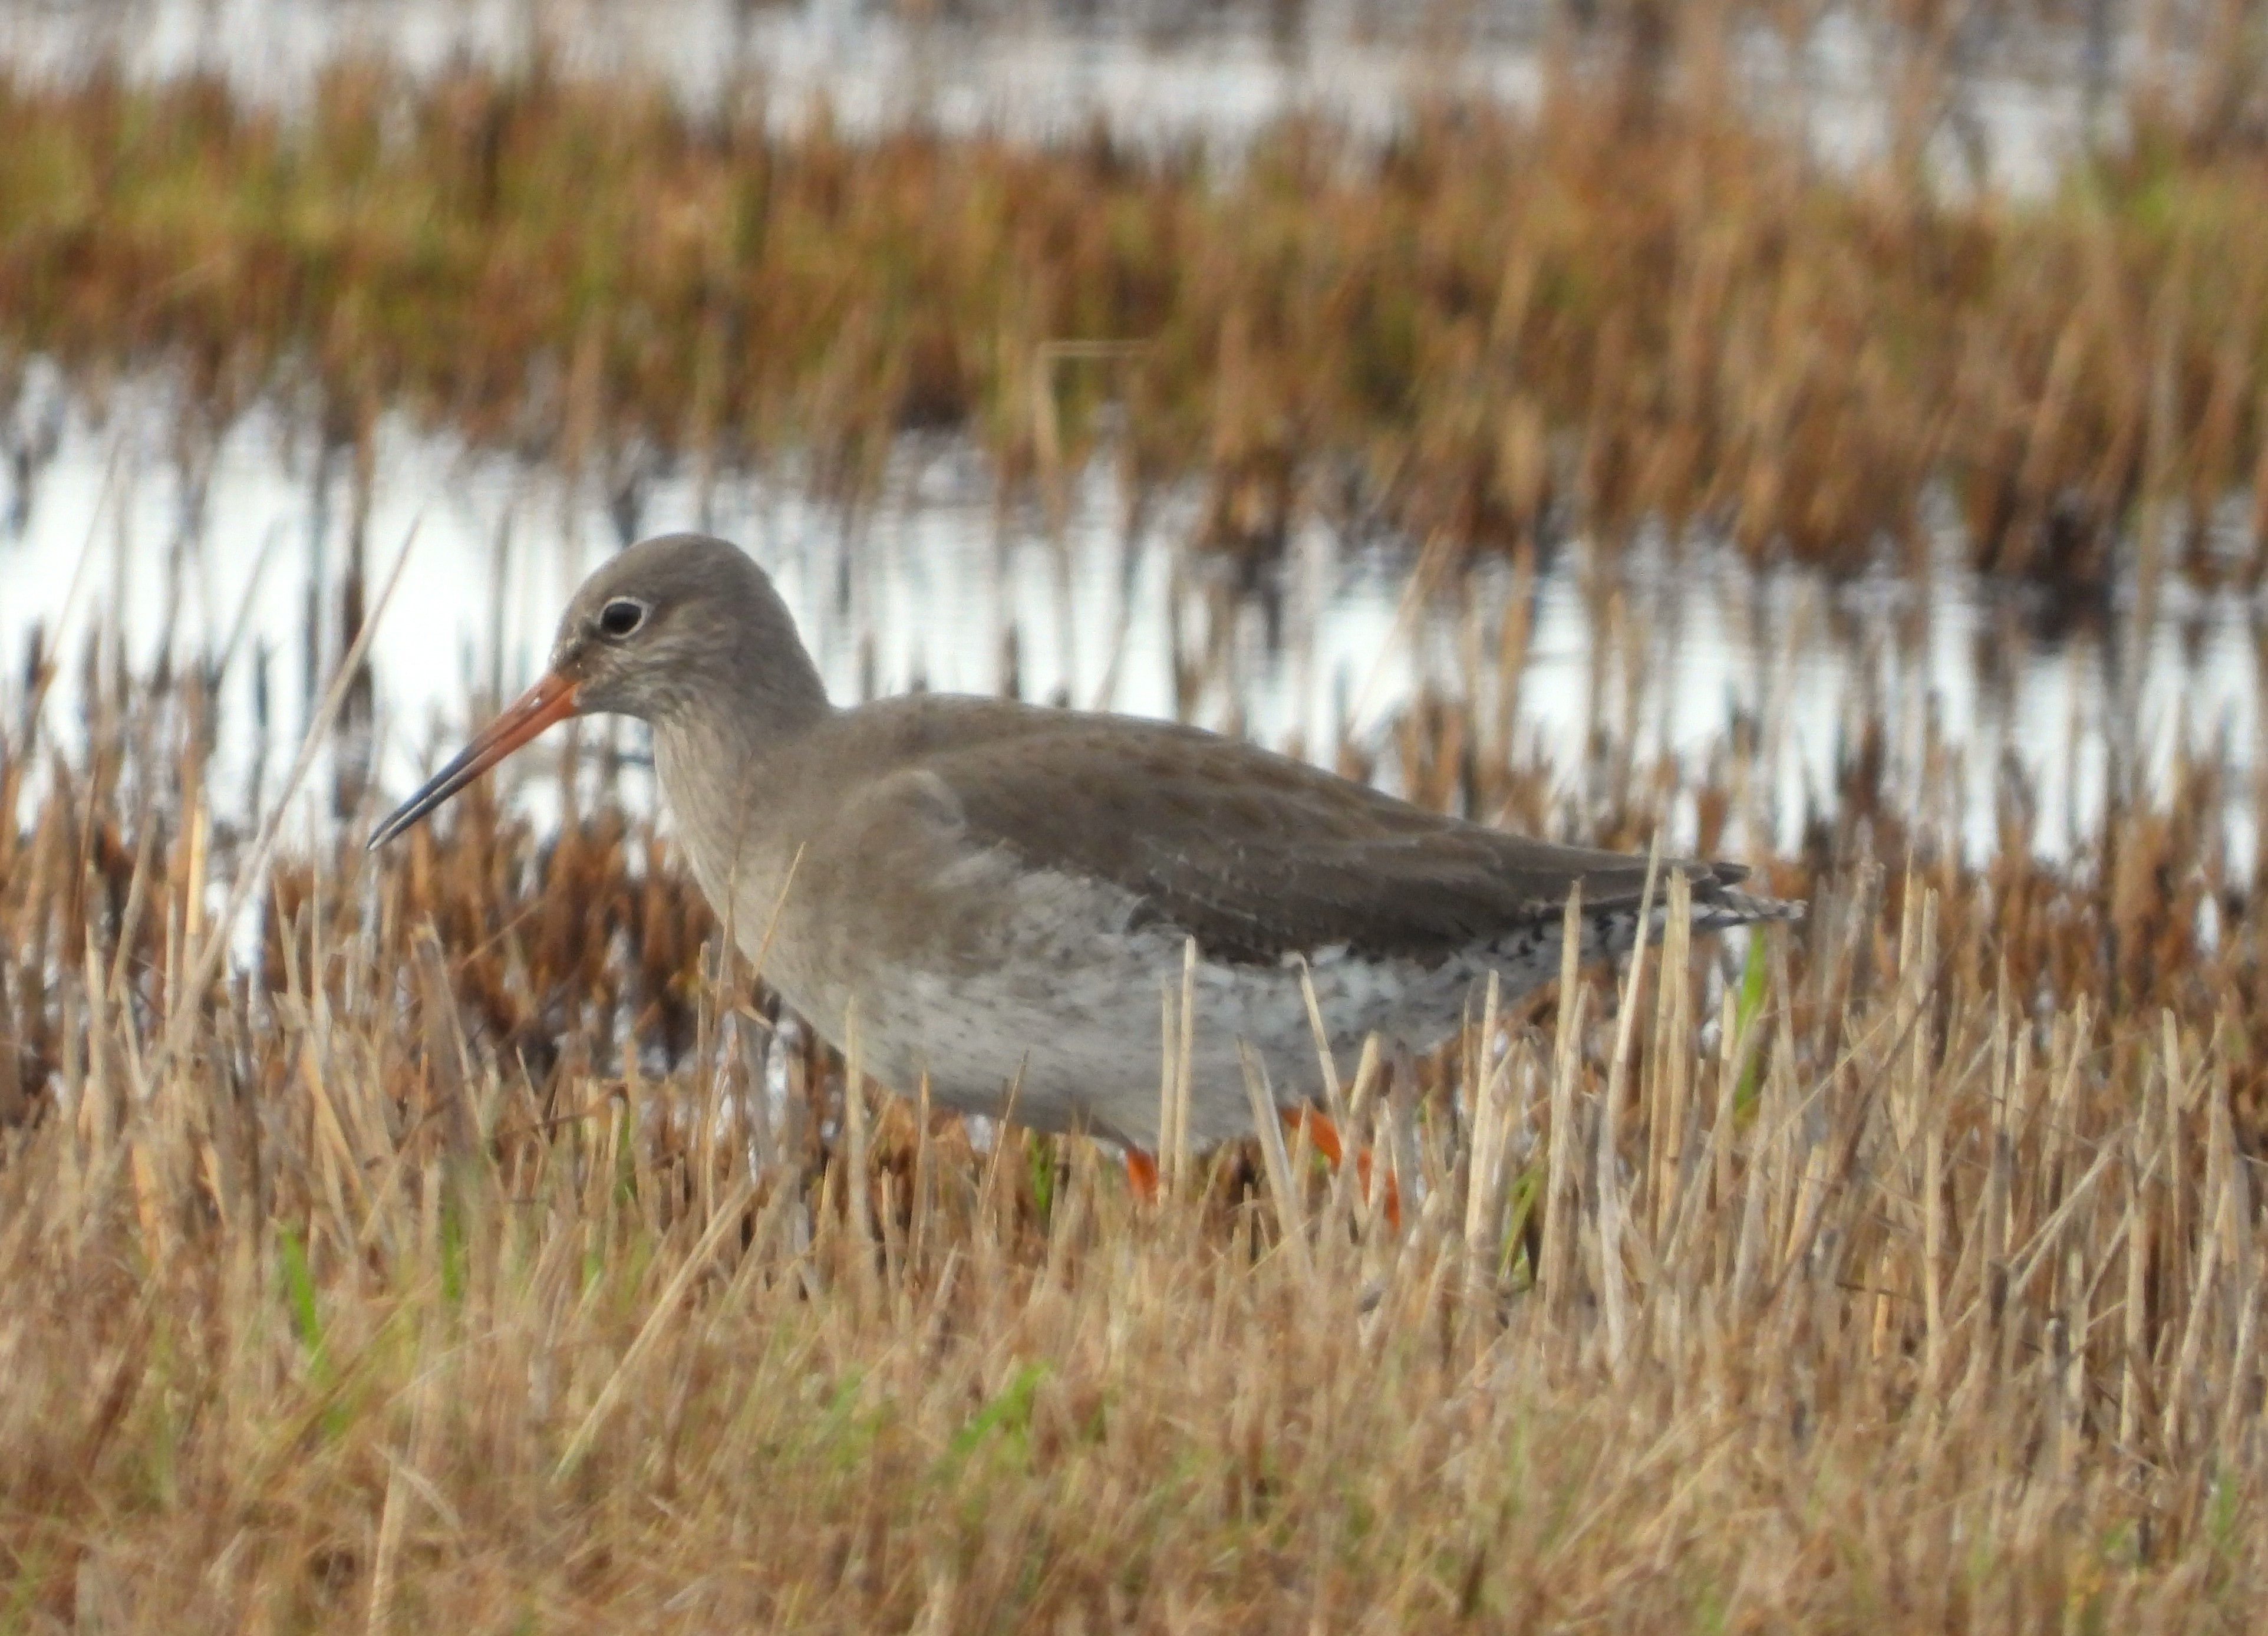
xmin=6 ymin=44 xmax=2268 ymax=578
xmin=4 ymin=638 xmax=2267 ymax=1628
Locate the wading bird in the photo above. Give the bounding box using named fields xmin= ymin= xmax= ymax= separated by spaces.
xmin=370 ymin=534 xmax=1799 ymax=1196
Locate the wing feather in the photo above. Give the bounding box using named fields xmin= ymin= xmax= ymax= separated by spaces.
xmin=902 ymin=712 xmax=1748 ymax=966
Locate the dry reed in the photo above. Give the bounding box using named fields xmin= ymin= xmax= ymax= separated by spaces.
xmin=8 ymin=10 xmax=2268 ymax=1623
xmin=4 ymin=35 xmax=2268 ymax=582
xmin=3 ymin=613 xmax=2266 ymax=1628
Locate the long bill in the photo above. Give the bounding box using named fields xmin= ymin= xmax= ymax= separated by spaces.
xmin=365 ymin=672 xmax=581 ymax=850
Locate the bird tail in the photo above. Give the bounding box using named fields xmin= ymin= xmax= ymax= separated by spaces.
xmin=1695 ymin=886 xmax=1806 ymax=929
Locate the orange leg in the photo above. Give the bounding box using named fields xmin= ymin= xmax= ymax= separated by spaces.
xmin=1282 ymin=1108 xmax=1399 ymax=1230
xmin=1285 ymin=1105 xmax=1344 ymax=1166
xmin=1124 ymin=1148 xmax=1160 ymax=1203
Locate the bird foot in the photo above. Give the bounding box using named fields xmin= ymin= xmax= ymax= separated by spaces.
xmin=1283 ymin=1108 xmax=1402 ymax=1231
xmin=1124 ymin=1112 xmax=1400 ymax=1231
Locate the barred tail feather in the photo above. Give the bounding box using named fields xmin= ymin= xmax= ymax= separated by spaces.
xmin=1695 ymin=887 xmax=1806 ymax=930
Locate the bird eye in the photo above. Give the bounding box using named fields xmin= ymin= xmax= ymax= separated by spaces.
xmin=597 ymin=598 xmax=647 ymax=639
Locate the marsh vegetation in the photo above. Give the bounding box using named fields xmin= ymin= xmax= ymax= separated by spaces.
xmin=7 ymin=1 xmax=2268 ymax=1628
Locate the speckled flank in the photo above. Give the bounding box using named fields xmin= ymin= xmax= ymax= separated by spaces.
xmin=377 ymin=535 xmax=1806 ymax=1160
xmin=820 ymin=874 xmax=1794 ymax=1152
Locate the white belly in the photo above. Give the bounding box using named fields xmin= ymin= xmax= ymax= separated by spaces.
xmin=805 ymin=923 xmax=1571 ymax=1151
xmin=744 ymin=861 xmax=1637 ymax=1153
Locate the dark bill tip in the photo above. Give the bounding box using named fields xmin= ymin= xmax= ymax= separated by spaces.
xmin=366 ymin=673 xmax=581 ymax=850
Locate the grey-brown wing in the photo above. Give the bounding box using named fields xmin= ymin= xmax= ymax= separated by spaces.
xmin=921 ymin=716 xmax=1742 ymax=967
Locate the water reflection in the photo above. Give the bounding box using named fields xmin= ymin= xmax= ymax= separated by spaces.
xmin=0 ymin=363 xmax=2260 ymax=874
xmin=0 ymin=0 xmax=2111 ymax=193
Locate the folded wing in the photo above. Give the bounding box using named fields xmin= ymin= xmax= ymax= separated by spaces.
xmin=916 ymin=714 xmax=1752 ymax=967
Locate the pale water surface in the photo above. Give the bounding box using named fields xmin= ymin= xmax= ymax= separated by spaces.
xmin=1 ymin=364 xmax=2260 ymax=884
xmin=0 ymin=0 xmax=2134 ymax=195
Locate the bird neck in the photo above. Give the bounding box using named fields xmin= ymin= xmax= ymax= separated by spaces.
xmin=665 ymin=647 xmax=831 ymax=771
xmin=706 ymin=574 xmax=835 ymax=752
xmin=730 ymin=645 xmax=833 ymax=749
xmin=652 ymin=641 xmax=830 ymax=812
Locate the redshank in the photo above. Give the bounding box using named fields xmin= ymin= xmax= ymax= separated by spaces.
xmin=370 ymin=534 xmax=1799 ymax=1175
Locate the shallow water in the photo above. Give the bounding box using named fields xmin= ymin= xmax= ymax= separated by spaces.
xmin=0 ymin=0 xmax=2121 ymax=195
xmin=2 ymin=364 xmax=2260 ymax=879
